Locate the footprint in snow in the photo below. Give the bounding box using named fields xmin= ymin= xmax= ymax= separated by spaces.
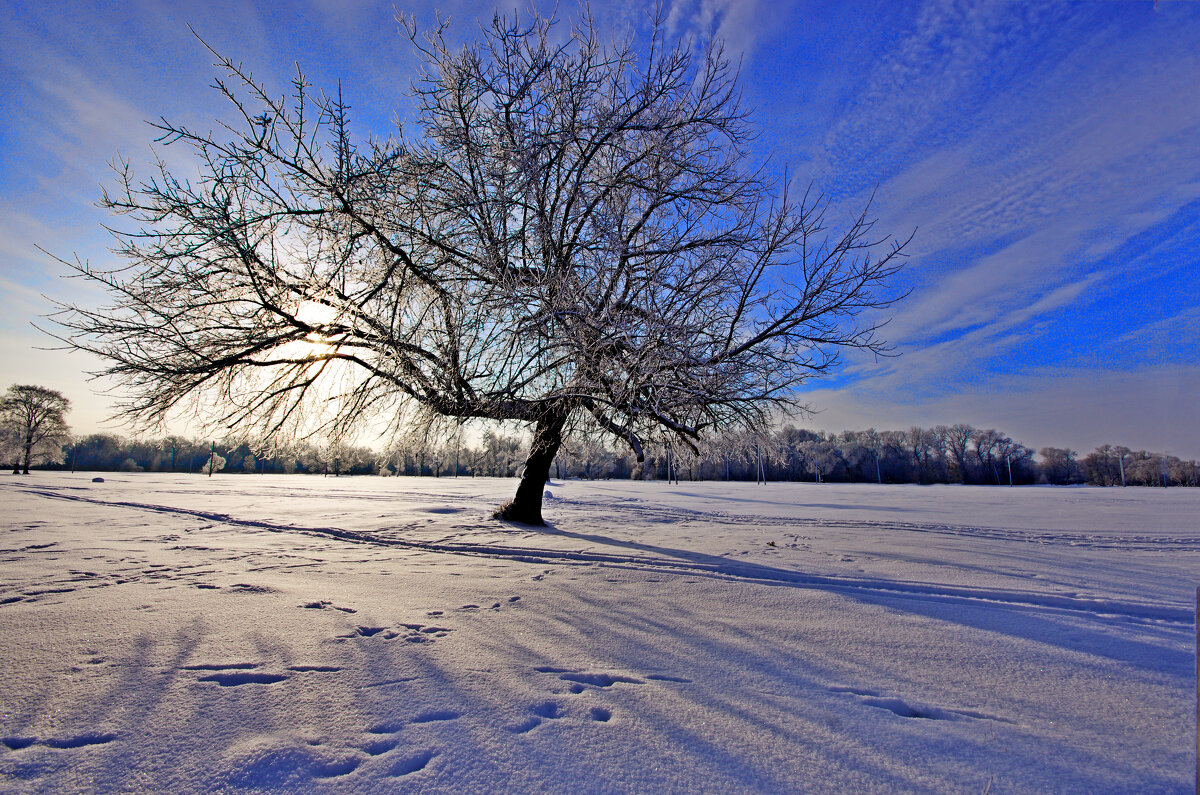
xmin=828 ymin=685 xmax=1010 ymax=723
xmin=507 ymin=701 xmax=563 ymax=733
xmin=366 ymin=710 xmax=459 ymax=736
xmin=362 ymin=738 xmax=398 ymax=756
xmin=559 ymin=672 xmax=642 ymax=688
xmin=340 ymin=623 xmax=453 ymax=643
xmin=366 ymin=720 xmax=406 ymax=735
xmin=390 ymin=750 xmax=436 ymax=776
xmin=42 ymin=733 xmax=119 ymax=749
xmin=221 ymin=736 xmax=360 ymax=787
xmin=227 ymin=583 xmax=276 ymax=594
xmin=4 ymin=733 xmax=117 ymax=750
xmin=199 ymin=672 xmax=289 ymax=687
xmin=411 ymin=710 xmax=459 ymax=724
xmin=301 ymin=600 xmax=357 ymax=613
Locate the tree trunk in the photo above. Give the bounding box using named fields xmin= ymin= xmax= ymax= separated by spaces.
xmin=496 ymin=405 xmax=569 ymax=526
xmin=22 ymin=434 xmax=32 ymax=474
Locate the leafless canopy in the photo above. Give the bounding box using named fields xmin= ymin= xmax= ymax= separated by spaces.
xmin=1 ymin=385 xmax=71 ymax=474
xmin=50 ymin=10 xmax=907 ymax=522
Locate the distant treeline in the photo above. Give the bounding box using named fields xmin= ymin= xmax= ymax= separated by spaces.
xmin=38 ymin=425 xmax=1200 ymax=487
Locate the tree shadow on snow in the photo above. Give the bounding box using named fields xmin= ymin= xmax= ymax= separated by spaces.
xmin=530 ymin=523 xmax=1193 ymax=675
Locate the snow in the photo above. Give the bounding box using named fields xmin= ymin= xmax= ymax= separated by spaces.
xmin=1 ymin=473 xmax=1195 ymax=793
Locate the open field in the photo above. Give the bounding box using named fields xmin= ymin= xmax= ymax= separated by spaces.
xmin=1 ymin=473 xmax=1196 ymax=792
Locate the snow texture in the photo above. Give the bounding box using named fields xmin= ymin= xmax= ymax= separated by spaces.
xmin=0 ymin=473 xmax=1195 ymax=792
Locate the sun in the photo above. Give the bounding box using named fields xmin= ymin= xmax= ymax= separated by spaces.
xmin=291 ymin=301 xmax=342 ymax=361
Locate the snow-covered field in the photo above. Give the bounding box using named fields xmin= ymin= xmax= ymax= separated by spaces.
xmin=1 ymin=473 xmax=1196 ymax=793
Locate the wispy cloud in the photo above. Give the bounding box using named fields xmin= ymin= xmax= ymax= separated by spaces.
xmin=808 ymin=0 xmax=1200 ymax=424
xmin=800 ymin=364 xmax=1200 ymax=458
xmin=1112 ymin=305 xmax=1200 ymax=351
xmin=664 ymin=0 xmax=764 ymax=58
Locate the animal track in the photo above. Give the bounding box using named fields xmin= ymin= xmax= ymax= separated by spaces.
xmin=288 ymin=665 xmax=340 ymax=673
xmin=589 ymin=707 xmax=612 ymax=722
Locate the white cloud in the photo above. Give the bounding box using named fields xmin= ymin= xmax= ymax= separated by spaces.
xmin=665 ymin=0 xmax=763 ymax=58
xmin=1112 ymin=305 xmax=1200 ymax=350
xmin=811 ymin=0 xmax=1200 ymax=422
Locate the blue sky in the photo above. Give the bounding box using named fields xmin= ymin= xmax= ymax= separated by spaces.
xmin=1 ymin=0 xmax=1198 ymax=457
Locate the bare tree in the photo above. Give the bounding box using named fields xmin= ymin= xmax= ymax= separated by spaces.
xmin=49 ymin=12 xmax=907 ymax=524
xmin=905 ymin=426 xmax=936 ymax=484
xmin=1038 ymin=447 xmax=1081 ymax=485
xmin=0 ymin=385 xmax=71 ymax=474
xmin=941 ymin=424 xmax=975 ymax=484
xmin=971 ymin=428 xmax=1008 ymax=485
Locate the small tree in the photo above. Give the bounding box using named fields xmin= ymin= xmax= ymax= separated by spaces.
xmin=50 ymin=11 xmax=907 ymax=524
xmin=941 ymin=424 xmax=976 ymax=484
xmin=206 ymin=451 xmax=227 ymax=476
xmin=0 ymin=385 xmax=71 ymax=474
xmin=1038 ymin=447 xmax=1082 ymax=485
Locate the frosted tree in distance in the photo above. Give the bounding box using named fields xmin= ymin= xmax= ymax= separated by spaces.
xmin=0 ymin=385 xmax=71 ymax=475
xmin=50 ymin=10 xmax=908 ymax=524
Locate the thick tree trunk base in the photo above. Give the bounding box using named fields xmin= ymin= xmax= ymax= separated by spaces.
xmin=494 ymin=404 xmax=569 ymax=527
xmin=493 ymin=499 xmax=546 ymax=526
